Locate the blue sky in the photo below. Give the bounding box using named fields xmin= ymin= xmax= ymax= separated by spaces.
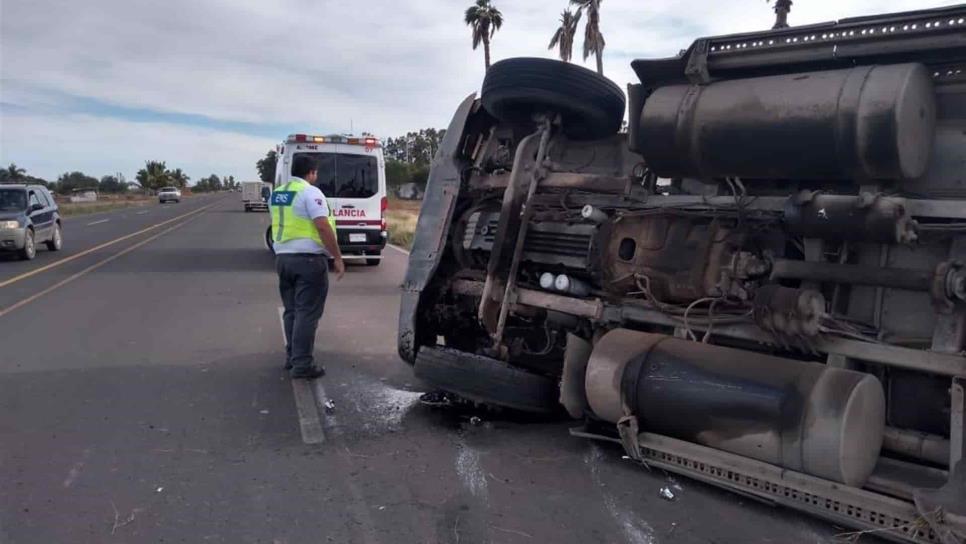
xmin=1 ymin=0 xmax=958 ymax=184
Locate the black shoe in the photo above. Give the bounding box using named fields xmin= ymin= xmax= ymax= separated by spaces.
xmin=290 ymin=366 xmax=325 ymax=380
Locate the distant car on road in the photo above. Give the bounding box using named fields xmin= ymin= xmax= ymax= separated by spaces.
xmin=0 ymin=184 xmax=63 ymax=260
xmin=158 ymin=187 xmax=181 ymax=204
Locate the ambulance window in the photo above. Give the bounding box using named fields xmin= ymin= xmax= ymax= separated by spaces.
xmin=334 ymin=154 xmax=377 ymax=198
xmin=293 ymin=152 xmax=377 ymax=199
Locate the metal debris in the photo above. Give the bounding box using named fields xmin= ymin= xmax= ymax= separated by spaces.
xmin=659 ymin=486 xmax=676 ymax=501
xmin=419 ymin=390 xmax=457 ymax=407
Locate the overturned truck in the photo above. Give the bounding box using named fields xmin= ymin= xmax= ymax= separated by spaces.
xmin=399 ymin=5 xmax=966 ymax=542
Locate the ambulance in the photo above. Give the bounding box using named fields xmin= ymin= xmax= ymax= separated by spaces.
xmin=266 ymin=134 xmax=388 ymax=266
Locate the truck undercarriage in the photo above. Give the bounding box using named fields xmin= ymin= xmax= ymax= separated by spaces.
xmin=400 ymin=5 xmax=966 ymax=542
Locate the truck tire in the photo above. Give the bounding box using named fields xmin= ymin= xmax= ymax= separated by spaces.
xmin=481 ymin=57 xmax=626 ymax=140
xmin=414 ymin=346 xmax=559 ymax=413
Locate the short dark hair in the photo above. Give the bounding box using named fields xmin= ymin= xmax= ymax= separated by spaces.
xmin=291 ymin=155 xmax=317 ymax=179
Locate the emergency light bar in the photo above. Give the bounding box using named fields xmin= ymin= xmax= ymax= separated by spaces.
xmin=287 ymin=134 xmax=381 ymax=147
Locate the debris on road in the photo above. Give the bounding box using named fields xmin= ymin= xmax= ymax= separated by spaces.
xmin=259 ymin=409 xmax=270 ymax=415
xmin=659 ymin=486 xmax=676 ymax=501
xmin=323 ymin=399 xmax=336 ymax=414
xmin=419 ymin=390 xmax=456 ymax=407
xmin=469 ymin=416 xmax=483 ymax=427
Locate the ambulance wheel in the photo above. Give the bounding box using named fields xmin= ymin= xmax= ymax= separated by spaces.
xmin=366 ymin=251 xmax=381 ymax=266
xmin=481 ymin=57 xmax=625 ymax=140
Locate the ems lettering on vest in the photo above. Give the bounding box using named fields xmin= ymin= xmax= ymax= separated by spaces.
xmin=271 ymin=191 xmax=296 ymax=206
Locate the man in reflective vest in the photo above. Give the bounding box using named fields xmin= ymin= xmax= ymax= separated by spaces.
xmin=270 ymin=155 xmax=345 ymax=380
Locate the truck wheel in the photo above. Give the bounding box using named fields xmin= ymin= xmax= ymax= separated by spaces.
xmin=415 ymin=346 xmax=559 ymax=413
xmin=366 ymin=251 xmax=381 ymax=266
xmin=481 ymin=57 xmax=626 ymax=140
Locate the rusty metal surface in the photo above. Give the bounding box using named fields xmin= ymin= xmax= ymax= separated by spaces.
xmin=477 ymin=130 xmax=545 ymax=335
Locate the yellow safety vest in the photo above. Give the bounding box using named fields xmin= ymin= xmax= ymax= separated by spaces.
xmin=270 ymin=179 xmax=336 ymax=245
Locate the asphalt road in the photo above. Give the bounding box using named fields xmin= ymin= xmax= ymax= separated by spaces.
xmin=0 ymin=195 xmax=838 ymax=544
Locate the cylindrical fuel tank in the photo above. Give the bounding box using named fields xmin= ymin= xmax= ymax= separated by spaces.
xmin=784 ymin=192 xmax=919 ymax=244
xmin=637 ymin=63 xmax=936 ymax=181
xmin=584 ymin=329 xmax=885 ymax=486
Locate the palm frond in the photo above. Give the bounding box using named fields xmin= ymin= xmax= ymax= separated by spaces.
xmin=549 ymin=28 xmax=564 ymax=49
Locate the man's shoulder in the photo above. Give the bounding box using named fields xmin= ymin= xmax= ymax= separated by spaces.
xmin=302 ymin=184 xmax=325 ymax=198
xmin=300 ymin=185 xmax=328 ymax=206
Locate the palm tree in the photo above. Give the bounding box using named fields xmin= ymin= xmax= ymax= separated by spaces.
xmin=768 ymin=0 xmax=793 ymax=29
xmin=548 ymin=9 xmax=582 ymax=63
xmin=136 ymin=161 xmax=171 ymax=192
xmin=464 ymin=0 xmax=504 ymax=70
xmin=169 ymin=168 xmax=190 ymax=189
xmin=571 ymin=0 xmax=605 ymax=75
xmin=3 ymin=163 xmax=26 ymax=181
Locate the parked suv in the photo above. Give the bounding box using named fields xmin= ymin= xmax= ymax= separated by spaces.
xmin=0 ymin=184 xmax=63 ymax=260
xmin=158 ymin=187 xmax=181 ymax=203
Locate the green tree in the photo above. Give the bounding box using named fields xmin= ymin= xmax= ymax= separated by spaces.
xmin=465 ymin=0 xmax=504 ymax=70
xmin=385 ymin=160 xmax=412 ymax=188
xmin=571 ymin=0 xmax=605 ymax=75
xmin=136 ymin=161 xmax=172 ymax=192
xmin=256 ymin=150 xmax=277 ymax=183
xmin=194 ymin=174 xmax=222 ymax=193
xmin=548 ymin=9 xmax=581 ymax=63
xmin=384 ymin=129 xmax=447 ymax=165
xmin=56 ymin=171 xmax=99 ymax=194
xmin=1 ymin=163 xmax=26 ymax=181
xmin=169 ymin=168 xmax=190 ymax=189
xmin=767 ymin=0 xmax=793 ymax=29
xmin=99 ymin=173 xmax=128 ymax=193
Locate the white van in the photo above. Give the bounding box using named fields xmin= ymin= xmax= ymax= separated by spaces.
xmin=266 ymin=134 xmax=388 ymax=265
xmin=242 ymin=181 xmax=271 ymax=211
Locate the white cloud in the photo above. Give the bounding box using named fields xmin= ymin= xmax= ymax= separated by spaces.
xmin=1 ymin=112 xmax=274 ymax=182
xmin=1 ymin=0 xmax=959 ymax=180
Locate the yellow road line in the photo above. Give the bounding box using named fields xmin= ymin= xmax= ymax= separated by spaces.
xmin=0 ymin=213 xmax=204 ymax=319
xmin=0 ymin=200 xmax=219 ymax=290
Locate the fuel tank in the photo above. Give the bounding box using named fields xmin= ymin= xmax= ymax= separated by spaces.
xmin=584 ymin=329 xmax=885 ymax=486
xmin=636 ymin=63 xmax=936 ymax=181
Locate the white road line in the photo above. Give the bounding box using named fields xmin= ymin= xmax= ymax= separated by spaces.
xmin=387 ymin=244 xmax=410 ymax=255
xmin=278 ymin=306 xmax=325 ymax=444
xmin=85 ymin=218 xmax=110 ymax=226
